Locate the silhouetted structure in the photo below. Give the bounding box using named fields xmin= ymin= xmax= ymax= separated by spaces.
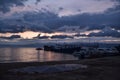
xmin=44 ymin=44 xmax=81 ymax=53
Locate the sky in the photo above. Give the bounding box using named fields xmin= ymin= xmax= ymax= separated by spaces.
xmin=0 ymin=0 xmax=120 ymax=39
xmin=0 ymin=0 xmax=119 ymax=17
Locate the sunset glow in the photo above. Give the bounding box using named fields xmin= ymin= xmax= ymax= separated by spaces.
xmin=0 ymin=1 xmax=120 ymax=79
xmin=0 ymin=31 xmax=76 ymax=39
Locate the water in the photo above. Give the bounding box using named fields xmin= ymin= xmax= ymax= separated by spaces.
xmin=0 ymin=47 xmax=78 ymax=63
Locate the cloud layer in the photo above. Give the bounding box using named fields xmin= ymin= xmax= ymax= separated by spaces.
xmin=0 ymin=0 xmax=120 ymax=38
xmin=0 ymin=0 xmax=119 ymax=17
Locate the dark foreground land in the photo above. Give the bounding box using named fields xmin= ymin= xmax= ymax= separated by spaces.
xmin=0 ymin=56 xmax=120 ymax=80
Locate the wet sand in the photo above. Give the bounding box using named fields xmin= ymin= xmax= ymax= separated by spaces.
xmin=0 ymin=56 xmax=120 ymax=80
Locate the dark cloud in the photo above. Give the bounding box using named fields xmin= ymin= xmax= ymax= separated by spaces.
xmin=58 ymin=7 xmax=64 ymax=11
xmin=33 ymin=33 xmax=49 ymax=39
xmin=0 ymin=9 xmax=120 ymax=34
xmin=74 ymin=34 xmax=87 ymax=37
xmin=77 ymin=9 xmax=81 ymax=12
xmin=89 ymin=31 xmax=120 ymax=37
xmin=0 ymin=0 xmax=120 ymax=38
xmin=0 ymin=7 xmax=120 ymax=33
xmin=36 ymin=0 xmax=41 ymax=2
xmin=0 ymin=22 xmax=26 ymax=33
xmin=38 ymin=36 xmax=49 ymax=39
xmin=35 ymin=0 xmax=41 ymax=5
xmin=33 ymin=36 xmax=49 ymax=39
xmin=89 ymin=27 xmax=120 ymax=37
xmin=51 ymin=35 xmax=73 ymax=39
xmin=0 ymin=35 xmax=21 ymax=39
xmin=0 ymin=0 xmax=27 ymax=13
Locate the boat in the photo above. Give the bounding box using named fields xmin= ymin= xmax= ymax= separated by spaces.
xmin=115 ymin=45 xmax=120 ymax=53
xmin=73 ymin=47 xmax=96 ymax=58
xmin=97 ymin=48 xmax=119 ymax=55
xmin=73 ymin=47 xmax=119 ymax=59
xmin=36 ymin=47 xmax=43 ymax=50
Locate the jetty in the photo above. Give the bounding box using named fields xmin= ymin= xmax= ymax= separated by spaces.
xmin=44 ymin=44 xmax=81 ymax=53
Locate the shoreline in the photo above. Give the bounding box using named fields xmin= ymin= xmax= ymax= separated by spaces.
xmin=0 ymin=56 xmax=120 ymax=80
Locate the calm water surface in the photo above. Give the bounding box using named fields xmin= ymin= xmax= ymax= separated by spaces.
xmin=0 ymin=48 xmax=78 ymax=63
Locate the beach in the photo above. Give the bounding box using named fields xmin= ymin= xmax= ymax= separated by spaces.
xmin=0 ymin=56 xmax=120 ymax=80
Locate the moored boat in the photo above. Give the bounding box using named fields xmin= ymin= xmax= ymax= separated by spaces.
xmin=73 ymin=47 xmax=119 ymax=59
xmin=36 ymin=47 xmax=43 ymax=50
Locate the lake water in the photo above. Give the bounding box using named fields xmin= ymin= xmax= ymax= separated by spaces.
xmin=0 ymin=48 xmax=78 ymax=63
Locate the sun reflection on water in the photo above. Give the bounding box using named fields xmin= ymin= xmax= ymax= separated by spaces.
xmin=0 ymin=48 xmax=78 ymax=63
